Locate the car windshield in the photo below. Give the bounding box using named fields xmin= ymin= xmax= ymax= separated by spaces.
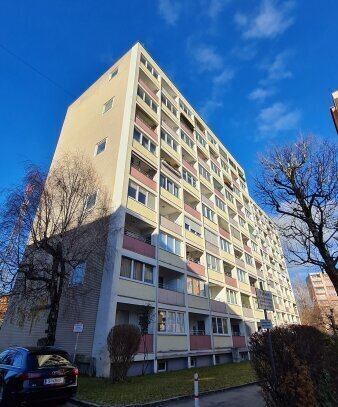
xmin=32 ymin=353 xmax=70 ymax=368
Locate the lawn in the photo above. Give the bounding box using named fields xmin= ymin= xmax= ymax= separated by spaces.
xmin=77 ymin=361 xmax=256 ymax=405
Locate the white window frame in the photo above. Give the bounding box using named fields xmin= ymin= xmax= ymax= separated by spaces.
xmin=133 ymin=128 xmax=156 ymax=155
xmin=128 ymin=181 xmax=154 ymax=209
xmin=226 ymin=289 xmax=238 ymax=305
xmin=181 ymin=130 xmax=195 ymax=149
xmin=160 ymin=175 xmax=179 ymax=198
xmin=95 ymin=138 xmax=107 ymax=156
xmin=212 ymin=317 xmax=229 ymax=335
xmin=157 ymin=309 xmax=185 ymax=334
xmin=182 ymin=169 xmax=197 ymax=188
xmin=161 ymin=129 xmax=177 ymax=151
xmin=102 ymin=97 xmax=114 ymax=114
xmin=120 ymin=256 xmax=154 ymax=285
xmin=109 ymin=67 xmax=118 ymax=80
xmin=137 ymin=86 xmax=158 ymax=113
xmin=220 ymin=238 xmax=231 ymax=253
xmin=159 ymin=232 xmax=181 ymax=256
xmin=215 ymin=196 xmax=225 ymax=212
xmin=202 ymin=205 xmax=215 ymax=222
xmin=206 ymin=253 xmax=220 ymax=272
xmin=211 ymin=162 xmax=221 ymax=176
xmin=199 ymin=165 xmax=211 ymax=182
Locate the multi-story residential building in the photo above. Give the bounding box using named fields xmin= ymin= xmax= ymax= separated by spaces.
xmin=331 ymin=90 xmax=338 ymax=133
xmin=0 ymin=43 xmax=299 ymax=377
xmin=306 ymin=272 xmax=338 ymax=319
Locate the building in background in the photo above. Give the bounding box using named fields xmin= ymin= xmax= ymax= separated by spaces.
xmin=330 ymin=90 xmax=338 ymax=133
xmin=306 ymin=272 xmax=338 ymax=322
xmin=0 ymin=43 xmax=299 ymax=377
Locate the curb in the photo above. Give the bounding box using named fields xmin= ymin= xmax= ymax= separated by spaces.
xmin=71 ymin=381 xmax=260 ymax=407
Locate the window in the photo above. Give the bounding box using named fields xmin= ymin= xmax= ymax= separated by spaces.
xmin=161 ymin=94 xmax=177 ymax=116
xmin=226 ymin=289 xmax=238 ymax=304
xmin=238 ymin=217 xmax=246 ymax=227
xmin=70 ymin=263 xmax=86 ymax=286
xmin=202 ymin=205 xmax=215 ymax=222
xmin=85 ymin=192 xmax=97 ymax=211
xmin=196 ymin=132 xmax=206 ymax=147
xmin=133 ymin=128 xmax=156 ymax=154
xmin=245 ymin=253 xmax=253 ymax=266
xmin=109 ymin=68 xmax=118 ymax=80
xmin=179 ymin=100 xmax=192 ymax=117
xmin=161 ymin=130 xmax=177 ymax=151
xmin=237 ymin=268 xmax=247 ymax=283
xmin=159 ymin=232 xmax=181 ymax=256
xmin=221 ymin=160 xmax=229 ymax=172
xmin=224 ymin=189 xmax=234 ymax=203
xmin=181 ymin=130 xmax=195 ymax=149
xmin=206 ymin=254 xmax=220 ymax=272
xmin=215 ymin=196 xmax=225 ymax=212
xmin=207 ymin=133 xmax=217 ymax=146
xmin=137 ymin=86 xmax=158 ymax=113
xmin=158 ymin=361 xmax=167 ymax=372
xmin=199 ymin=165 xmax=211 ymax=182
xmin=220 ymin=238 xmax=231 ymax=253
xmin=211 ymin=162 xmax=221 ymax=177
xmin=205 ymin=229 xmax=218 ymax=246
xmin=212 ymin=317 xmax=228 ymax=335
xmin=103 ymin=97 xmax=114 ymax=113
xmin=187 ymin=277 xmax=207 ymax=297
xmin=120 ymin=256 xmax=154 ymax=284
xmin=252 ymin=241 xmax=258 ymax=253
xmin=241 ymin=294 xmax=251 ymax=309
xmin=158 ymin=310 xmax=185 ymax=333
xmin=95 ymin=138 xmax=106 ymax=155
xmin=233 ymin=185 xmax=241 ymax=196
xmin=229 ymin=158 xmax=236 ymax=170
xmin=160 ymin=175 xmax=179 ymax=197
xmin=185 ymin=217 xmax=201 ymax=236
xmin=128 ymin=181 xmax=155 ymax=209
xmin=182 ymin=169 xmax=197 ymax=188
xmin=140 ymin=55 xmax=158 ymax=79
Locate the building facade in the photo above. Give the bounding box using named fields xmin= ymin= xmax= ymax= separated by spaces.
xmin=306 ymin=272 xmax=338 ymax=319
xmin=0 ymin=43 xmax=299 ymax=377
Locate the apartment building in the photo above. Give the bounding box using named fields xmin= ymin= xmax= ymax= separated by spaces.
xmin=307 ymin=272 xmax=338 ymax=318
xmin=0 ymin=43 xmax=299 ymax=377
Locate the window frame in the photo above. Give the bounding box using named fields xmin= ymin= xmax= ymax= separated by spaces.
xmin=120 ymin=256 xmax=154 ymax=285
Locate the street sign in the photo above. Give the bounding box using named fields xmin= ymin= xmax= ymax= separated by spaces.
xmin=256 ymin=289 xmax=274 ymax=311
xmin=73 ymin=323 xmax=84 ymax=333
xmin=260 ymin=319 xmax=273 ymax=330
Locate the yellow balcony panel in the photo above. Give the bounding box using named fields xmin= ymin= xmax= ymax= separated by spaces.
xmin=185 ymin=230 xmax=204 ymax=248
xmin=208 ymin=269 xmax=225 ymax=285
xmin=239 ymin=282 xmax=251 ymax=293
xmin=227 ymin=304 xmax=242 ymax=317
xmin=226 ymin=199 xmax=237 ymax=212
xmin=126 ymin=198 xmax=157 ymax=224
xmin=213 ymin=335 xmax=233 ymax=349
xmin=182 ymin=180 xmax=200 ymax=199
xmin=161 ymin=142 xmax=180 ymax=163
xmin=157 ymin=334 xmax=188 ymax=353
xmin=136 ymin=95 xmax=158 ymax=123
xmin=160 ymin=187 xmax=182 ymax=208
xmin=215 ymin=205 xmax=228 ymax=219
xmin=139 ymin=63 xmax=160 ymax=86
xmin=196 ymin=143 xmax=209 ymax=159
xmin=182 ymin=142 xmax=197 ymax=159
xmin=118 ymin=278 xmax=155 ymax=302
xmin=220 ymin=250 xmax=235 ymax=264
xmin=162 ymin=103 xmax=179 ymax=124
xmin=132 ymin=140 xmax=157 ymax=166
xmin=188 ymin=295 xmax=209 ymax=310
xmin=232 ymin=236 xmax=243 ymax=247
xmin=159 ymin=248 xmax=186 ymax=270
xmin=245 ymin=263 xmax=256 ymax=274
xmin=199 ymin=177 xmax=214 ymax=192
xmin=212 ymin=172 xmax=224 ymax=186
xmin=203 ymin=217 xmax=218 ymax=232
xmin=254 ymin=309 xmax=265 ymax=319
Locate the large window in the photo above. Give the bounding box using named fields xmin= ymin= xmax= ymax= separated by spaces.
xmin=95 ymin=138 xmax=107 ymax=156
xmin=212 ymin=317 xmax=228 ymax=335
xmin=70 ymin=262 xmax=86 ymax=286
xmin=161 ymin=130 xmax=177 ymax=151
xmin=120 ymin=256 xmax=154 ymax=284
xmin=181 ymin=130 xmax=195 ymax=149
xmin=128 ymin=181 xmax=155 ymax=209
xmin=215 ymin=196 xmax=225 ymax=212
xmin=137 ymin=86 xmax=158 ymax=113
xmin=159 ymin=232 xmax=181 ymax=256
xmin=103 ymin=97 xmax=114 ymax=113
xmin=211 ymin=162 xmax=221 ymax=177
xmin=187 ymin=277 xmax=207 ymax=297
xmin=160 ymin=175 xmax=179 ymax=198
xmin=182 ymin=169 xmax=197 ymax=188
xmin=158 ymin=310 xmax=185 ymax=333
xmin=206 ymin=254 xmax=220 ymax=272
xmin=224 ymin=189 xmax=234 ymax=203
xmin=140 ymin=55 xmax=158 ymax=79
xmin=237 ymin=268 xmax=247 ymax=283
xmin=245 ymin=253 xmax=253 ymax=266
xmin=179 ymin=100 xmax=192 ymax=117
xmin=196 ymin=132 xmax=206 ymax=147
xmin=220 ymin=238 xmax=231 ymax=253
xmin=221 ymin=160 xmax=229 ymax=172
xmin=202 ymin=205 xmax=215 ymax=222
xmin=226 ymin=289 xmax=238 ymax=304
xmin=134 ymin=128 xmax=156 ymax=154
xmin=199 ymin=165 xmax=211 ymax=182
xmin=185 ymin=217 xmax=201 ymax=236
xmin=161 ymin=94 xmax=177 ymax=116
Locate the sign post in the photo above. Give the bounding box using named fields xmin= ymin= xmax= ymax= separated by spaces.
xmin=73 ymin=323 xmax=84 ymax=364
xmin=256 ymin=289 xmax=277 ymax=382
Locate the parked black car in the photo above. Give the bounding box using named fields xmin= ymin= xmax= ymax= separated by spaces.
xmin=0 ymin=346 xmax=78 ymax=406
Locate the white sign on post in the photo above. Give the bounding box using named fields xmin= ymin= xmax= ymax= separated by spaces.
xmin=260 ymin=319 xmax=273 ymax=330
xmin=73 ymin=322 xmax=84 ymax=333
xmin=256 ymin=289 xmax=274 ymax=311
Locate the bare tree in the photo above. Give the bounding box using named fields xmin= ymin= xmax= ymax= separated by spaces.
xmin=0 ymin=153 xmax=109 ymax=345
xmin=256 ymin=137 xmax=338 ymax=294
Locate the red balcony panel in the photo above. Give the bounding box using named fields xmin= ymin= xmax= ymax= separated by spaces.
xmin=235 ymin=258 xmax=246 ymax=268
xmin=214 ymin=188 xmax=224 ymax=200
xmin=183 ymin=159 xmax=197 ymax=175
xmin=137 ymin=334 xmax=153 ymax=353
xmin=225 ymin=276 xmax=238 ymax=288
xmin=162 ymin=121 xmax=178 ymax=140
xmin=135 ymin=116 xmax=158 ymax=142
xmin=219 ymin=227 xmax=231 ymax=240
xmin=130 ymin=167 xmax=157 ymax=192
xmin=123 ymin=234 xmax=156 ymax=258
xmin=139 ymin=78 xmax=159 ymax=102
xmin=210 ymin=155 xmax=220 ymax=168
xmin=187 ymin=261 xmax=205 ymax=277
xmin=158 ymin=288 xmax=185 ymax=306
xmin=243 ymin=245 xmax=252 ymax=254
xmin=181 ymin=123 xmax=194 ymax=138
xmin=160 ymin=216 xmax=182 ymax=235
xmin=184 ymin=203 xmax=201 ymax=221
xmin=232 ymin=335 xmax=246 ymax=348
xmin=190 ymin=335 xmax=211 ymax=350
xmin=250 ymin=286 xmax=256 ymax=295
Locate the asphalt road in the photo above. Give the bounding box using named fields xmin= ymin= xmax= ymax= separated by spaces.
xmin=57 ymin=384 xmax=264 ymax=407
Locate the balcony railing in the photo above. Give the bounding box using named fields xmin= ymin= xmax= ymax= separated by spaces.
xmin=161 ymin=160 xmax=181 ymax=179
xmin=235 ymin=257 xmax=246 ymax=268
xmin=160 ymin=216 xmax=182 ymax=235
xmin=190 ymin=333 xmax=211 ymax=350
xmin=232 ymin=335 xmax=246 ymax=348
xmin=225 ymin=276 xmax=238 ymax=288
xmin=135 ymin=115 xmax=158 ymax=141
xmin=158 ymin=286 xmax=185 ymax=306
xmin=123 ymin=230 xmax=155 ymax=258
xmin=210 ymin=299 xmax=227 ymax=313
xmin=184 ymin=203 xmax=201 ymax=220
xmin=219 ymin=227 xmax=231 ymax=240
xmin=139 ymin=78 xmax=159 ymax=102
xmin=137 ymin=334 xmax=153 ymax=354
xmin=124 ymin=229 xmax=151 ymax=244
xmin=161 ymin=120 xmax=178 ymax=140
xmin=182 ymin=159 xmax=197 ymax=175
xmin=187 ymin=260 xmax=205 ymax=276
xmin=130 ymin=166 xmax=157 ymax=191
xmin=181 ymin=122 xmax=194 ymax=137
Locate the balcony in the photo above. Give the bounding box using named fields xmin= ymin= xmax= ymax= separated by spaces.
xmin=161 ymin=119 xmax=178 ymax=140
xmin=123 ymin=230 xmax=155 ymax=258
xmin=243 ymin=244 xmax=252 ymax=254
xmin=187 ymin=260 xmax=205 ymax=277
xmin=219 ymin=227 xmax=231 ymax=240
xmin=210 ymin=299 xmax=227 ymax=313
xmin=139 ymin=77 xmax=159 ymax=102
xmin=235 ymin=257 xmax=246 ymax=268
xmin=160 ymin=216 xmax=182 ymax=235
xmin=130 ymin=166 xmax=157 ymax=192
xmin=214 ymin=188 xmax=224 ymax=200
xmin=181 ymin=122 xmax=194 ymax=138
xmin=232 ymin=335 xmax=246 ymax=348
xmin=137 ymin=334 xmax=154 ymax=354
xmin=184 ymin=203 xmax=201 ymax=221
xmin=158 ymin=286 xmax=185 ymax=306
xmin=135 ymin=115 xmax=158 ymax=142
xmin=190 ymin=334 xmax=212 ymax=350
xmin=161 ymin=159 xmax=181 ymax=183
xmin=201 ymin=194 xmax=214 ymax=209
xmin=225 ymin=276 xmax=238 ymax=288
xmin=182 ymin=159 xmax=197 ymax=176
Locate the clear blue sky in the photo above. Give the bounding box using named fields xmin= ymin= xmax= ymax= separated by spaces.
xmin=0 ymin=1 xmax=337 ymax=278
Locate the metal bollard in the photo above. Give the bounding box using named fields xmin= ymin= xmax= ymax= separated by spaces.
xmin=194 ymin=373 xmax=199 ymax=407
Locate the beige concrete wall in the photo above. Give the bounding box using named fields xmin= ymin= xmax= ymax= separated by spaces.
xmin=157 ymin=334 xmax=188 ymax=352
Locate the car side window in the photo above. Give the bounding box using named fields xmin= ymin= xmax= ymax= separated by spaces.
xmin=0 ymin=351 xmax=9 ymax=364
xmin=12 ymin=352 xmax=23 ymax=368
xmin=2 ymin=351 xmax=15 ymax=366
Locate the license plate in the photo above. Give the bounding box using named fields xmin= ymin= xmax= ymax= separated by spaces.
xmin=44 ymin=377 xmax=65 ymax=385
